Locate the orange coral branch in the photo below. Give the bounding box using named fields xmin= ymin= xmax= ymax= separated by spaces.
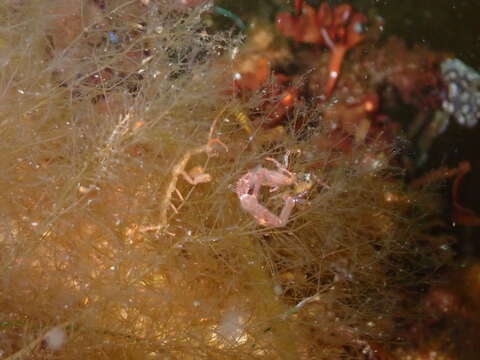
xmin=321 ymin=29 xmax=347 ymax=97
xmin=276 ymin=2 xmax=366 ymax=98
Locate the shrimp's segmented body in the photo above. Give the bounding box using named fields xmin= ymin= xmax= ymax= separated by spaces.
xmin=236 ymin=162 xmax=298 ymax=227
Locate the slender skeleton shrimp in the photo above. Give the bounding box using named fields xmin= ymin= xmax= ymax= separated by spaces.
xmin=235 ymin=158 xmax=299 ymax=227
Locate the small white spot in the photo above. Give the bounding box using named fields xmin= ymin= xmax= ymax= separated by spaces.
xmin=44 ymin=327 xmax=66 ymax=351
xmin=217 ymin=309 xmax=248 ymax=345
xmin=231 ymin=47 xmax=239 ymax=60
xmin=273 ymin=284 xmax=283 ymax=295
xmin=353 ymin=22 xmax=363 ymax=34
xmin=329 ymin=71 xmax=338 ymax=78
xmin=448 ymin=82 xmax=459 ymax=98
xmin=442 ymin=100 xmax=454 ymax=114
xmin=440 ymin=244 xmax=450 ymax=251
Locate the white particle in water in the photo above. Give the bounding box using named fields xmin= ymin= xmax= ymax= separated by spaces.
xmin=44 ymin=327 xmax=66 ymax=351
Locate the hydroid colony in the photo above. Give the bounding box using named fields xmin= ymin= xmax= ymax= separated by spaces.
xmin=0 ymin=1 xmax=450 ymax=359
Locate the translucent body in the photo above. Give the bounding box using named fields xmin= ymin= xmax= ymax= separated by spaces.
xmin=236 ymin=166 xmax=296 ymax=227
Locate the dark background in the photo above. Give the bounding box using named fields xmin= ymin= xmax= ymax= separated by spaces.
xmin=370 ymin=0 xmax=480 ymax=251
xmin=217 ymin=0 xmax=480 ymax=251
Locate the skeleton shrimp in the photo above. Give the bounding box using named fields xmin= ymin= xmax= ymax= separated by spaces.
xmin=235 ymin=158 xmax=300 ymax=228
